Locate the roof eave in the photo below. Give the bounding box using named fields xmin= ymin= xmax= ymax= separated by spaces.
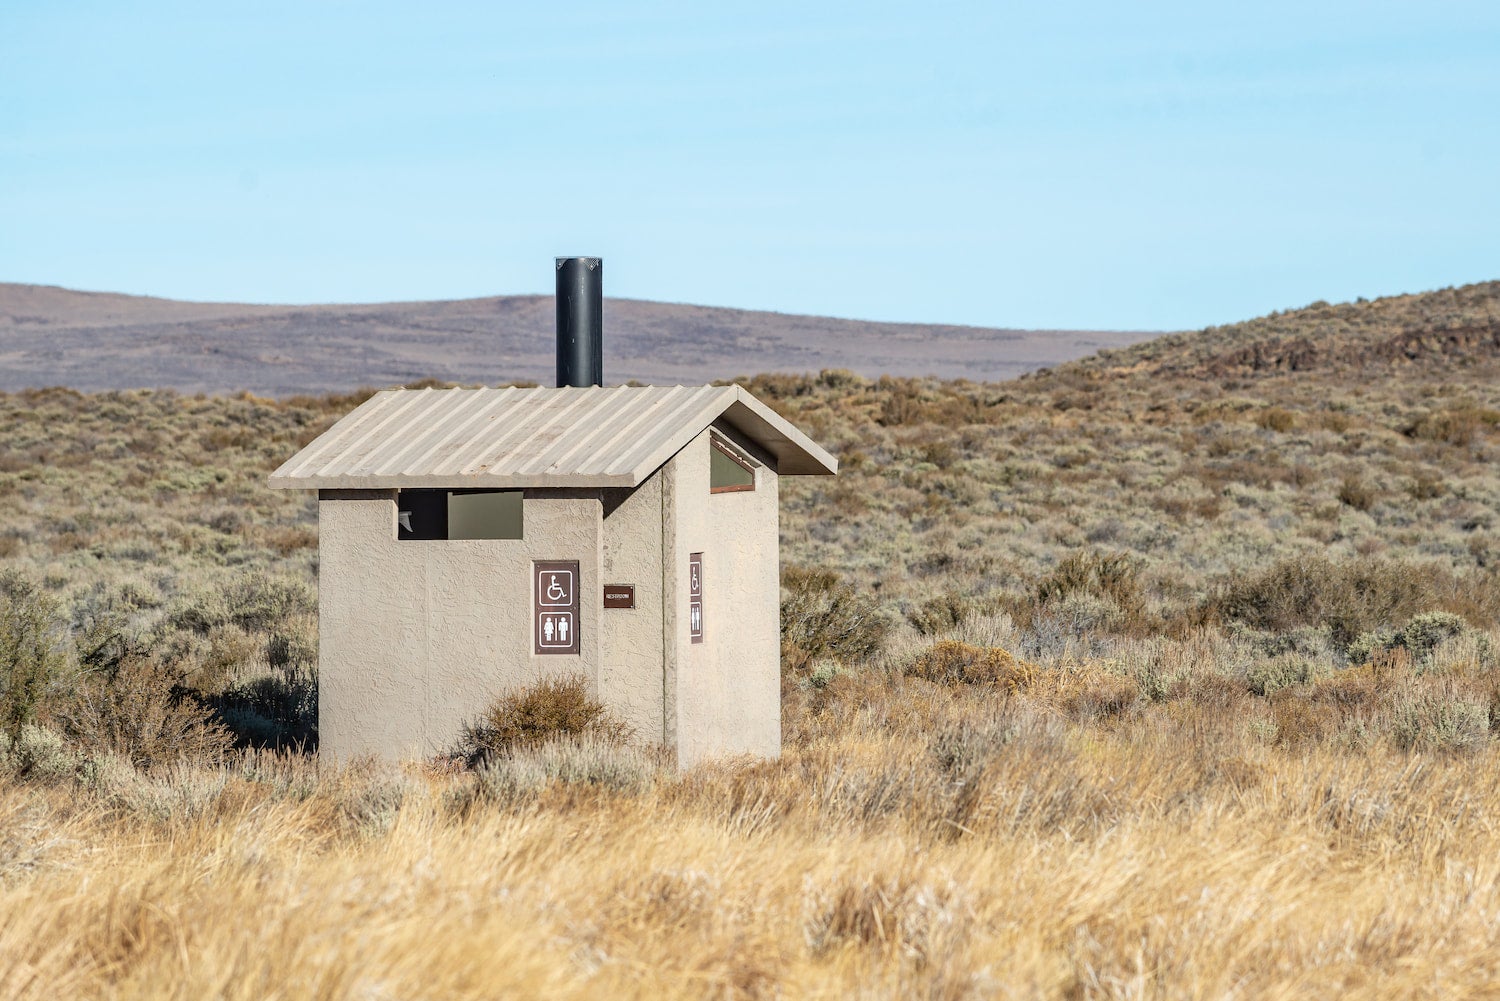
xmin=719 ymin=387 xmax=838 ymax=476
xmin=267 ymin=471 xmax=643 ymax=491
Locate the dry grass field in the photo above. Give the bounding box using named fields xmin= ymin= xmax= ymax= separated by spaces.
xmin=2 ymin=280 xmax=1500 ymax=998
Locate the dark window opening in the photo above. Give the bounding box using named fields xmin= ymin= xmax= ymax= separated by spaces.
xmin=397 ymin=489 xmax=523 ymax=540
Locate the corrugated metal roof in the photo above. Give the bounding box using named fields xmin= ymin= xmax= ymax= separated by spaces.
xmin=268 ymin=384 xmax=837 ymax=490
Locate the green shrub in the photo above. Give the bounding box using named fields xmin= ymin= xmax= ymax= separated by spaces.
xmin=780 ymin=565 xmax=889 ymax=674
xmin=224 ymin=574 xmax=315 ymax=634
xmin=1347 ymin=613 xmax=1489 ymax=670
xmin=1390 ymin=687 xmax=1490 ymax=753
xmin=1346 ymin=629 xmax=1395 ymax=666
xmin=1214 ymin=556 xmax=1444 ymax=649
xmin=1246 ymin=655 xmax=1322 ymax=697
xmin=0 ymin=570 xmax=70 ymax=741
xmin=1392 ymin=612 xmax=1470 ymax=663
xmin=459 ymin=674 xmax=631 ymax=766
xmin=5 ymin=725 xmax=80 ymax=783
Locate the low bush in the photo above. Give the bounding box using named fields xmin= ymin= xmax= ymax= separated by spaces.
xmin=1390 ymin=683 xmax=1491 ymax=753
xmin=1247 ymin=654 xmax=1323 ymax=697
xmin=1034 ymin=550 xmax=1145 ymax=627
xmin=462 ymin=735 xmax=662 ymax=807
xmin=1212 ymin=556 xmax=1451 ymax=649
xmin=458 ymin=674 xmax=631 ymax=766
xmin=224 ymin=574 xmax=315 ymax=634
xmin=780 ymin=565 xmax=889 ymax=675
xmin=1393 ymin=612 xmax=1472 ymax=663
xmin=906 ymin=640 xmax=1037 ymax=690
xmin=211 ymin=663 xmax=318 ymax=750
xmin=1337 ymin=475 xmax=1377 ymax=511
xmin=906 ymin=589 xmax=972 ymax=635
xmin=54 ymin=654 xmax=233 ymax=769
xmin=1349 ymin=612 xmax=1493 ymax=671
xmin=0 ymin=570 xmax=71 ymax=741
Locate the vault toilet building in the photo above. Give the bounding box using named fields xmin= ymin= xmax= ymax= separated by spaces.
xmin=269 ymin=258 xmax=838 ymax=766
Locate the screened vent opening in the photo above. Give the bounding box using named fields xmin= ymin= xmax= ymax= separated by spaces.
xmin=397 ymin=489 xmax=523 ymax=540
xmin=710 ymin=438 xmax=756 ymax=493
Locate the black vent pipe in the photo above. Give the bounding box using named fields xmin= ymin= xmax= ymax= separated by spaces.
xmin=555 ymin=256 xmax=603 ymax=387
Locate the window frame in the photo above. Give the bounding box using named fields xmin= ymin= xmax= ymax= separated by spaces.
xmin=709 ymin=434 xmax=758 ymax=494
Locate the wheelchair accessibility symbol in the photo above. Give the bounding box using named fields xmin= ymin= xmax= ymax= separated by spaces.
xmin=538 ymin=570 xmax=574 ymax=607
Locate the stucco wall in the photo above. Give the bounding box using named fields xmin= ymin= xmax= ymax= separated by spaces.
xmin=317 ymin=488 xmax=602 ymax=763
xmin=600 ymin=476 xmax=666 ymax=745
xmin=665 ymin=427 xmax=781 ymax=768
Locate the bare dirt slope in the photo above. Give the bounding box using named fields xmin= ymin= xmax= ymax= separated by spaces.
xmin=0 ymin=283 xmax=1156 ymax=395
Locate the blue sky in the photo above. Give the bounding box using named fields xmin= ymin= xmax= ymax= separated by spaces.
xmin=2 ymin=1 xmax=1497 ymax=330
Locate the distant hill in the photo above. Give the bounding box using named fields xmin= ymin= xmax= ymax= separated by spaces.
xmin=1052 ymin=280 xmax=1500 ymax=383
xmin=0 ymin=284 xmax=1156 ymax=395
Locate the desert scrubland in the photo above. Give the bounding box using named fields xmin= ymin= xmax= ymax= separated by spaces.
xmin=2 ymin=281 xmax=1500 ymax=998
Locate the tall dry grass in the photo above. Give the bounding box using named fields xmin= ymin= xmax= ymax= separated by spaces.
xmin=6 ymin=631 xmax=1500 ymax=999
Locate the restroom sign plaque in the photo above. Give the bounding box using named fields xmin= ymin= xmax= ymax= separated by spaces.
xmin=534 ymin=560 xmax=580 ymax=655
xmin=689 ymin=552 xmax=704 ymax=644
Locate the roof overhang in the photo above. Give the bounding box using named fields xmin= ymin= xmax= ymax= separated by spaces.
xmin=268 ymin=383 xmax=836 ymax=491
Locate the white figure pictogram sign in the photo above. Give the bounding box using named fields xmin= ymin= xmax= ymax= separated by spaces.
xmin=538 ymin=612 xmax=574 ymax=648
xmin=689 ymin=552 xmax=704 ymax=644
xmin=534 ymin=561 xmax=581 ymax=654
